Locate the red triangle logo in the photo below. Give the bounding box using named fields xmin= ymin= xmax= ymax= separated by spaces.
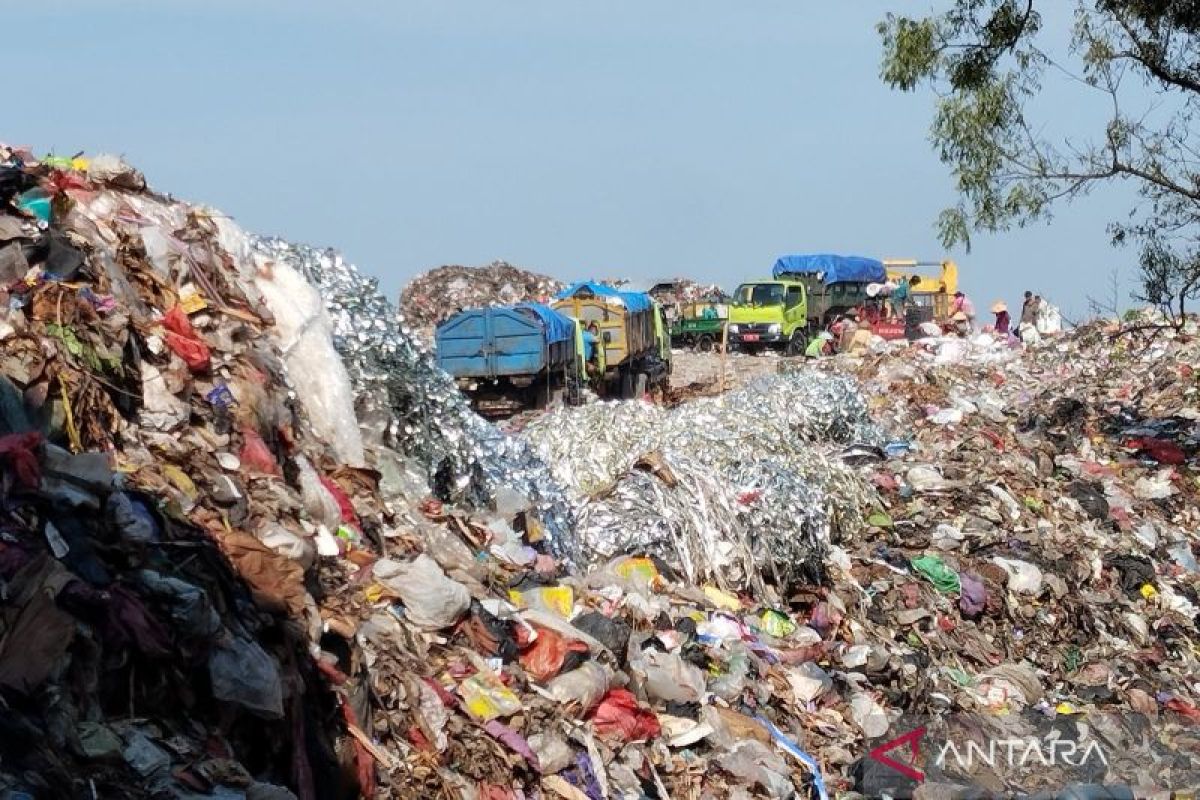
xmin=868 ymin=726 xmax=926 ymax=783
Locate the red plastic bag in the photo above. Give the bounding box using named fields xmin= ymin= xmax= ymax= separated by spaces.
xmin=161 ymin=305 xmax=211 ymax=372
xmin=319 ymin=475 xmax=360 ymax=530
xmin=239 ymin=427 xmax=280 ymax=476
xmin=519 ymin=626 xmax=588 ymax=682
xmin=589 ymin=689 xmax=661 ymax=742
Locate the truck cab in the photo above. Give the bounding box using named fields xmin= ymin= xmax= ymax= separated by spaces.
xmin=727 ymin=279 xmax=809 ymax=354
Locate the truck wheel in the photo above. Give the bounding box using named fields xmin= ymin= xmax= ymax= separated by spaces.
xmin=786 ymin=330 xmax=808 ymax=356
xmin=695 ymin=334 xmax=714 ymax=353
xmin=620 ymin=370 xmax=635 ymax=399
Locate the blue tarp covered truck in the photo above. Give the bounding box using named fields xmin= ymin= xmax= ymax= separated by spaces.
xmin=435 ymin=303 xmax=581 ymax=416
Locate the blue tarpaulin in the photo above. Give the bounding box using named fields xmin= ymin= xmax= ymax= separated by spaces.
xmin=772 ymin=254 xmax=886 ymax=284
xmin=516 ymin=302 xmax=575 ymax=345
xmin=556 ymin=281 xmax=653 ymax=313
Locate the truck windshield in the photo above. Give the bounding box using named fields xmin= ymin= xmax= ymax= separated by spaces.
xmin=733 ymin=283 xmax=786 ymax=307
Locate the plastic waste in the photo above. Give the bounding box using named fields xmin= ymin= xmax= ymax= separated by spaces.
xmin=160 ymin=305 xmax=211 ymax=372
xmin=759 ymin=609 xmax=796 ymax=639
xmin=911 ymin=554 xmax=961 ymax=593
xmin=636 ymin=647 xmax=707 ymax=703
xmin=528 ymin=732 xmax=574 ymax=774
xmin=546 ymin=661 xmax=610 ymax=711
xmin=589 ymin=689 xmax=661 ymax=742
xmin=253 ymin=251 xmax=365 ymax=465
xmin=931 ymin=523 xmax=965 ymax=550
xmin=849 ymin=692 xmax=889 ymax=737
xmin=716 ymin=740 xmax=794 ymax=799
xmin=239 ymin=427 xmax=281 ymax=476
xmin=208 ymin=635 xmax=284 ymax=718
xmin=1134 ymin=471 xmax=1176 ymax=500
xmin=785 ymin=662 xmax=833 ymax=703
xmin=572 ymin=611 xmax=632 ymax=657
xmin=460 ymin=671 xmax=522 ymax=721
xmin=755 ymin=715 xmax=830 ymax=800
xmin=929 ymin=407 xmax=964 ymax=425
xmin=294 ymin=456 xmax=342 ymax=530
xmin=959 ymin=572 xmax=987 ymax=618
xmin=905 ymin=465 xmax=955 ymax=492
xmin=992 ymin=556 xmax=1044 ymax=594
xmin=508 ymin=585 xmax=574 ymax=618
xmin=519 ymin=626 xmax=589 ymax=682
xmin=373 ymin=554 xmax=470 ymax=629
xmin=709 ymin=642 xmax=753 ymax=701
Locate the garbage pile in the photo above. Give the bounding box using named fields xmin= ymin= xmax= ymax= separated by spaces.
xmin=4 ymin=140 xmax=1200 ymax=800
xmin=522 ymin=372 xmax=882 ymax=593
xmin=399 ymin=262 xmax=563 ymax=334
xmin=645 ymin=278 xmax=727 ymax=304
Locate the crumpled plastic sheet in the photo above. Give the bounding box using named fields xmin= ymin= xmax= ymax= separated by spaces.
xmin=523 ymin=370 xmax=882 ymax=590
xmin=249 ymin=237 xmax=575 ymax=554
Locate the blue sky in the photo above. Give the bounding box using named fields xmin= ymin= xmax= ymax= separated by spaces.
xmin=9 ymin=1 xmax=1143 ymax=318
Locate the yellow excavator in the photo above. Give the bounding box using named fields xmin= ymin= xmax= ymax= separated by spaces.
xmin=883 ymin=259 xmax=959 ymax=322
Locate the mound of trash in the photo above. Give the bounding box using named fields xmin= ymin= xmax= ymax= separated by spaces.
xmin=399 ymin=262 xmax=563 ymax=333
xmin=2 ymin=141 xmax=1200 ymax=800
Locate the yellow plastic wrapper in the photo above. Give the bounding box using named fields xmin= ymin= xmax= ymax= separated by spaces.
xmin=704 ymin=585 xmax=742 ymax=611
xmin=1140 ymin=583 xmax=1158 ymax=600
xmin=759 ymin=610 xmax=796 ymax=638
xmin=613 ymin=557 xmax=660 ymax=585
xmin=460 ymin=673 xmax=522 ymax=721
xmin=509 ymin=585 xmax=574 ymax=618
xmin=179 ymin=289 xmax=208 ymax=314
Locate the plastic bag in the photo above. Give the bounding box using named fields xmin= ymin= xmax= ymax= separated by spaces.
xmin=849 ymin=692 xmax=889 ymax=738
xmin=911 ymin=554 xmax=961 ymax=593
xmin=715 ymin=740 xmax=794 ymax=799
xmin=239 ymin=427 xmax=281 ymax=476
xmin=589 ymin=689 xmax=661 ymax=742
xmin=709 ymin=642 xmax=752 ymax=701
xmin=508 ymin=585 xmax=574 ymax=619
xmin=294 ymin=456 xmax=342 ymax=529
xmin=161 ymin=305 xmax=211 ymax=372
xmin=637 ymin=648 xmax=706 ymax=703
xmin=785 ymin=662 xmax=832 ymax=703
xmin=374 ymin=554 xmax=470 ymax=629
xmin=208 ymin=635 xmax=284 ymax=718
xmin=520 ymin=626 xmax=589 ymax=682
xmin=546 ymin=661 xmax=610 ymax=711
xmin=991 ymin=556 xmax=1043 ymax=594
xmin=459 ymin=671 xmax=522 ymax=721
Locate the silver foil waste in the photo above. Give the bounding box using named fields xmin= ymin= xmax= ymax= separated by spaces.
xmin=249 ymin=236 xmax=575 ymax=550
xmin=522 ymin=370 xmax=882 ymax=592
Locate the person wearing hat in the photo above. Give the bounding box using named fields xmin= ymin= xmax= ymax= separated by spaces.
xmin=951 ymin=291 xmax=976 ymax=333
xmin=991 ymin=301 xmax=1010 ymax=335
xmin=950 ymin=310 xmax=971 ymax=337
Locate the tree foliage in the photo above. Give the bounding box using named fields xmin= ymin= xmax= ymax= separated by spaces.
xmin=879 ymin=1 xmax=1200 ymax=321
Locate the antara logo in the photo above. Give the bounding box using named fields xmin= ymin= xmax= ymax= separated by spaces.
xmin=868 ymin=726 xmax=1109 ymax=783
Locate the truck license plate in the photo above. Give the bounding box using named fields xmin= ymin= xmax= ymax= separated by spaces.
xmin=743 ymin=334 xmax=759 ymax=342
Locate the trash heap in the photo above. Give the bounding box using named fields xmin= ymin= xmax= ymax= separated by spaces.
xmin=522 ymin=372 xmax=882 ymax=593
xmin=798 ymin=320 xmax=1200 ymax=794
xmin=644 ymin=278 xmax=728 ymax=304
xmin=399 ymin=262 xmax=564 ymax=334
xmin=3 ymin=140 xmax=1200 ymax=800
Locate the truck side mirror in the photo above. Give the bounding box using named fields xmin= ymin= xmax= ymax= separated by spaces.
xmin=603 ymin=331 xmax=613 ymax=343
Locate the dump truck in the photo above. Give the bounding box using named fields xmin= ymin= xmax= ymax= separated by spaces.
xmin=434 ymin=303 xmax=581 ymax=416
xmin=727 ymin=254 xmax=887 ymax=354
xmin=553 ymin=281 xmax=671 ymax=398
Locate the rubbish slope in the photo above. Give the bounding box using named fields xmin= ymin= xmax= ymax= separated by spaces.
xmin=1 ymin=146 xmax=1199 ymax=799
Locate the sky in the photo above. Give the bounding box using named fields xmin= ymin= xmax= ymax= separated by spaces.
xmin=8 ymin=1 xmax=1148 ymax=319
